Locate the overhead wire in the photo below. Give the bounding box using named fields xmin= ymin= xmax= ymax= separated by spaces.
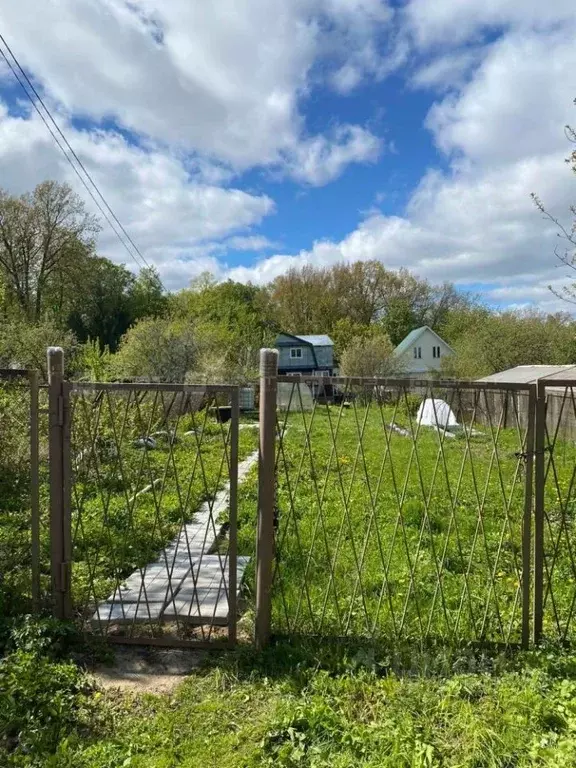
xmin=0 ymin=31 xmax=166 ymax=288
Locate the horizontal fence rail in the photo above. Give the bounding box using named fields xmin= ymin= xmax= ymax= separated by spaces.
xmin=262 ymin=373 xmax=536 ymax=648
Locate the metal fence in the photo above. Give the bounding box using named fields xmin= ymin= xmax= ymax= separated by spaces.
xmin=6 ymin=347 xmax=576 ymax=653
xmin=536 ymin=379 xmax=576 ymax=645
xmin=255 ymin=362 xmax=536 ymax=649
xmin=51 ymin=356 xmax=243 ymax=647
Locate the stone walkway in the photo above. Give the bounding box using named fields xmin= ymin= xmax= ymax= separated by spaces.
xmin=93 ymin=450 xmax=259 ymax=626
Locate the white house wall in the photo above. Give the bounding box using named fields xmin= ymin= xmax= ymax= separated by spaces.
xmin=399 ymin=329 xmax=453 ymax=375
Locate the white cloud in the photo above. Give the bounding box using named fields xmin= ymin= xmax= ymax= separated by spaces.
xmin=410 ymin=49 xmax=484 ymax=92
xmin=0 ymin=0 xmax=390 ymax=177
xmin=403 ymin=0 xmax=576 ymax=48
xmin=228 ymin=21 xmax=576 ymax=311
xmin=0 ymin=104 xmax=274 ymax=288
xmin=224 ymin=236 xmax=278 ymax=252
xmin=285 ymin=124 xmax=382 ymax=185
xmin=425 ymin=29 xmax=576 ymax=166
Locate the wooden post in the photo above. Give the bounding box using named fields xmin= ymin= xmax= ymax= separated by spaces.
xmin=48 ymin=347 xmax=71 ymax=619
xmin=255 ymin=348 xmax=278 ymax=649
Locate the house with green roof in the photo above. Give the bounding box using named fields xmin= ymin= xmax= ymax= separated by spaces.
xmin=393 ymin=326 xmax=454 ymax=377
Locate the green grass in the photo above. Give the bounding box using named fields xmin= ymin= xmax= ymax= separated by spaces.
xmin=6 ymin=633 xmax=576 ymax=767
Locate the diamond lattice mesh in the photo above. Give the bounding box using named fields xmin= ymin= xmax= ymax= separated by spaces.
xmin=541 ymin=385 xmax=576 ymax=643
xmin=272 ymin=378 xmax=531 ymax=646
xmin=69 ymin=384 xmax=255 ymax=642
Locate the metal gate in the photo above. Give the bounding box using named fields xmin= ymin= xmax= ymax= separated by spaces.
xmin=48 ymin=350 xmax=241 ymax=648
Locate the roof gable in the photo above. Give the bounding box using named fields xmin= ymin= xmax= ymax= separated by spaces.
xmin=394 ymin=326 xmax=454 ymax=356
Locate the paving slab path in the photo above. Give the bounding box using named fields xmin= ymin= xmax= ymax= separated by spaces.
xmin=93 ymin=449 xmax=259 ymax=627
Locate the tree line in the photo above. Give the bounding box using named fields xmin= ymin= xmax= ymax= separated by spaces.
xmin=0 ymin=180 xmax=574 ymax=382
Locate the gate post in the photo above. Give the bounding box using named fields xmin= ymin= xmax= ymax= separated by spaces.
xmin=533 ymin=379 xmax=546 ymax=644
xmin=521 ymin=385 xmax=536 ymax=649
xmin=255 ymin=348 xmax=278 ymax=649
xmin=48 ymin=347 xmax=72 ymax=620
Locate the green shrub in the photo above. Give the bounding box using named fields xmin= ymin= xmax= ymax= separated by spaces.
xmin=0 ymin=650 xmax=94 ymax=758
xmin=396 ymin=393 xmax=421 ymax=420
xmin=6 ymin=615 xmax=79 ymax=659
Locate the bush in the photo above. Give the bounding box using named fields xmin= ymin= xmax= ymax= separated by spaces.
xmin=396 ymin=393 xmax=421 ymax=420
xmin=0 ymin=649 xmax=94 ymax=758
xmin=112 ymin=317 xmax=198 ymax=382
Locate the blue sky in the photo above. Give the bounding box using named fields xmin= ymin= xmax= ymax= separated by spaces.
xmin=0 ymin=0 xmax=574 ymax=312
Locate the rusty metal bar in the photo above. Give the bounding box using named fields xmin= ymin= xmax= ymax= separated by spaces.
xmin=29 ymin=370 xmax=40 ymax=611
xmin=228 ymin=388 xmax=239 ymax=646
xmin=533 ymin=379 xmax=546 ymax=644
xmin=103 ymin=635 xmax=232 ymax=649
xmin=255 ymin=348 xmax=278 ymax=649
xmin=69 ymin=382 xmax=237 ymax=393
xmin=0 ymin=368 xmax=29 ymax=377
xmin=275 ymin=374 xmax=533 ymax=392
xmin=62 ymin=382 xmax=73 ymax=619
xmin=521 ymin=385 xmax=536 ymax=648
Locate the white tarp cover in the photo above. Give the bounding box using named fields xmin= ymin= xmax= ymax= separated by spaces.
xmin=417 ymin=398 xmax=458 ymax=429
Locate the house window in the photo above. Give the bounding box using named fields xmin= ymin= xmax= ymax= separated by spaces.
xmin=290 ymin=347 xmax=303 ymax=359
xmin=432 ymin=346 xmax=441 ymax=359
xmin=413 ymin=346 xmax=422 ymax=359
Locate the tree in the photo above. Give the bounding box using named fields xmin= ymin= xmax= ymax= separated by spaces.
xmin=67 ymin=258 xmax=135 ymax=351
xmin=442 ymin=310 xmax=576 ymax=379
xmin=532 ymin=98 xmax=576 ymax=303
xmin=172 ymin=276 xmax=277 ymax=382
xmin=112 ymin=317 xmax=198 ymax=382
xmin=339 ymin=333 xmax=400 ymax=378
xmin=67 ymin=261 xmax=167 ymax=352
xmin=0 ymin=318 xmax=78 ymax=381
xmin=267 ymin=261 xmax=473 ymax=347
xmin=0 ymin=181 xmax=99 ymax=322
xmin=129 ymin=266 xmax=167 ymax=320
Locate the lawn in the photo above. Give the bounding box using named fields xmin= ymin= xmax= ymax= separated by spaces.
xmin=3 ymin=384 xmax=576 ymax=766
xmin=4 ymin=627 xmax=576 ymax=767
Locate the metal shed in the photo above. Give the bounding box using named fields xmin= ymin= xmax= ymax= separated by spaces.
xmin=478 ymin=365 xmax=576 ymax=438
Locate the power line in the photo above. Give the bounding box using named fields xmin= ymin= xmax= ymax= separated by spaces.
xmin=0 ymin=32 xmax=165 ymax=288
